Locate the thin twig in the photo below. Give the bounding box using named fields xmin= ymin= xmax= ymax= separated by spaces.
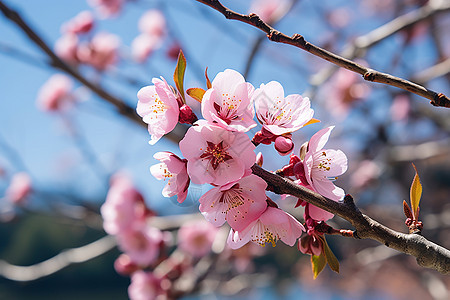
xmin=194 ymin=0 xmax=450 ymax=108
xmin=251 ymin=164 xmax=450 ymax=274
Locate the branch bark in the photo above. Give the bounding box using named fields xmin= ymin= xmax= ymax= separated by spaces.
xmin=251 ymin=164 xmax=450 ymax=274
xmin=195 ymin=0 xmax=450 ymax=108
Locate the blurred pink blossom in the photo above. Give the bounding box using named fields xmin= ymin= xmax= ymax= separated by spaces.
xmin=227 ymin=206 xmax=305 ymax=249
xmin=128 ymin=271 xmax=165 ymax=300
xmin=117 ymin=224 xmax=163 ymax=266
xmin=131 ymin=34 xmax=161 ymax=63
xmin=61 ymin=11 xmax=95 ymax=35
xmin=138 ymin=10 xmax=166 ymax=38
xmin=88 ymin=0 xmax=123 ymax=18
xmin=101 ymin=175 xmax=151 ymax=235
xmin=54 ymin=34 xmax=79 ymax=64
xmin=5 ymin=172 xmax=32 ymax=205
xmin=201 ymin=69 xmax=256 ymax=132
xmin=177 ymin=219 xmax=219 ymax=257
xmin=136 ymin=77 xmax=180 ymax=145
xmin=253 ymin=81 xmax=314 ymax=135
xmin=150 ymin=152 xmax=190 ymax=203
xmin=390 ymin=94 xmax=411 ymax=121
xmin=179 ymin=120 xmax=256 ymax=186
xmin=249 ymin=0 xmax=290 ymax=24
xmin=114 ymin=253 xmax=139 ymax=276
xmin=350 ymin=160 xmax=381 ymax=190
xmin=199 ymin=174 xmax=267 ymax=231
xmin=77 ymin=32 xmax=120 ymax=70
xmin=36 ymin=74 xmax=74 ymax=112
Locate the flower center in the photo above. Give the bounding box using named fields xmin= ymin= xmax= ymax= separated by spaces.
xmin=199 ymin=141 xmax=233 ymax=170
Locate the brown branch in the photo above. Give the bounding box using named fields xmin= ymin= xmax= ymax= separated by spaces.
xmin=195 ymin=0 xmax=450 ymax=108
xmin=251 ymin=164 xmax=450 ymax=274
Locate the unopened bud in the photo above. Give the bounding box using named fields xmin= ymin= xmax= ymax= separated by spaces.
xmin=256 ymin=152 xmax=263 ymax=167
xmin=274 ymin=136 xmax=294 ymax=156
xmin=178 ymin=104 xmax=198 ymax=124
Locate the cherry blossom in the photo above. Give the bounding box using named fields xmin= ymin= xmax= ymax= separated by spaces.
xmin=201 ymin=69 xmax=256 ymax=132
xmin=128 ymin=271 xmax=166 ymax=300
xmin=88 ymin=0 xmax=124 ymax=18
xmin=150 ymin=152 xmax=189 ymax=203
xmin=227 ymin=206 xmax=305 ymax=249
xmin=199 ymin=174 xmax=268 ymax=231
xmin=77 ymin=32 xmax=120 ymax=70
xmin=249 ymin=0 xmax=291 ymax=24
xmin=5 ymin=172 xmax=32 ymax=205
xmin=179 ymin=121 xmax=256 ymax=186
xmin=114 ymin=254 xmax=139 ymax=276
xmin=100 ymin=175 xmax=151 ymax=235
xmin=137 ymin=77 xmax=180 ymax=145
xmin=177 ymin=219 xmax=219 ymax=257
xmin=54 ymin=34 xmax=79 ymax=64
xmin=61 ymin=11 xmax=95 ymax=35
xmin=253 ymin=81 xmax=314 ymax=136
xmin=36 ymin=74 xmax=74 ymax=112
xmin=138 ymin=10 xmax=166 ymax=38
xmin=131 ymin=34 xmax=161 ymax=63
xmin=117 ymin=224 xmax=163 ymax=266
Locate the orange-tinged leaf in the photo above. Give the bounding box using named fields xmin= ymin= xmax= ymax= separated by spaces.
xmin=174 ymin=50 xmax=186 ymax=103
xmin=321 ymin=236 xmax=339 ymax=273
xmin=311 ymin=254 xmax=326 ymax=279
xmin=205 ymin=67 xmax=212 ymax=89
xmin=304 ymin=118 xmax=321 ymax=127
xmin=186 ymin=88 xmax=206 ymax=103
xmin=410 ymin=163 xmax=422 ymax=220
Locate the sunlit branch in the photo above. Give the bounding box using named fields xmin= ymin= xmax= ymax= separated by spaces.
xmin=251 ymin=164 xmax=450 ymax=274
xmin=194 ymin=0 xmax=450 ymax=108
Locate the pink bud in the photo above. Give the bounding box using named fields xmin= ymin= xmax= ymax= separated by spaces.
xmin=6 ymin=172 xmax=32 ymax=206
xmin=114 ymin=254 xmax=139 ymax=276
xmin=178 ymin=104 xmax=198 ymax=125
xmin=274 ymin=136 xmax=294 ymax=156
xmin=256 ymin=152 xmax=263 ymax=167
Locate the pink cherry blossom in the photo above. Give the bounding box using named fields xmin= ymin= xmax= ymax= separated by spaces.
xmin=137 ymin=77 xmax=180 ymax=145
xmin=36 ymin=74 xmax=74 ymax=112
xmin=138 ymin=10 xmax=166 ymax=38
xmin=177 ymin=219 xmax=219 ymax=257
xmin=295 ymin=126 xmax=347 ymax=221
xmin=114 ymin=253 xmax=139 ymax=276
xmin=249 ymin=0 xmax=291 ymax=24
xmin=88 ymin=0 xmax=123 ymax=18
xmin=199 ymin=174 xmax=267 ymax=231
xmin=253 ymin=81 xmax=314 ymax=135
xmin=131 ymin=34 xmax=161 ymax=63
xmin=179 ymin=121 xmax=256 ymax=186
xmin=201 ymin=69 xmax=256 ymax=132
xmin=61 ymin=11 xmax=95 ymax=35
xmin=54 ymin=34 xmax=79 ymax=64
xmin=101 ymin=175 xmax=151 ymax=235
xmin=227 ymin=206 xmax=305 ymax=249
xmin=128 ymin=271 xmax=165 ymax=300
xmin=77 ymin=32 xmax=120 ymax=70
xmin=117 ymin=224 xmax=163 ymax=266
xmin=5 ymin=172 xmax=32 ymax=205
xmin=150 ymin=152 xmax=189 ymax=203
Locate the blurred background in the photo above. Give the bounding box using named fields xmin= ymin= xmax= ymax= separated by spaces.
xmin=0 ymin=0 xmax=449 ymax=299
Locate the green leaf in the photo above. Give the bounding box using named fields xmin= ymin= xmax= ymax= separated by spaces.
xmin=186 ymin=87 xmax=206 ymax=103
xmin=173 ymin=50 xmax=186 ymax=103
xmin=410 ymin=163 xmax=422 ymax=220
xmin=205 ymin=67 xmax=212 ymax=89
xmin=311 ymin=254 xmax=326 ymax=279
xmin=321 ymin=236 xmax=340 ymax=273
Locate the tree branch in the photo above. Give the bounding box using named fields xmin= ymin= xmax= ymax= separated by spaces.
xmin=251 ymin=164 xmax=450 ymax=274
xmin=195 ymin=0 xmax=450 ymax=108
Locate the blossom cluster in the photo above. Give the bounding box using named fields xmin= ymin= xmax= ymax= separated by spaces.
xmin=137 ymin=54 xmax=348 ymax=255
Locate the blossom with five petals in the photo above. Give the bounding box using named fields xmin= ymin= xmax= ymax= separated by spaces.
xmin=202 ymin=69 xmax=256 ymax=132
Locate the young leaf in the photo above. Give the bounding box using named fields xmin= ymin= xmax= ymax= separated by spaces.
xmin=304 ymin=118 xmax=321 ymax=127
xmin=321 ymin=236 xmax=340 ymax=273
xmin=410 ymin=163 xmax=422 ymax=220
xmin=186 ymin=87 xmax=206 ymax=103
xmin=174 ymin=50 xmax=186 ymax=103
xmin=205 ymin=67 xmax=212 ymax=89
xmin=311 ymin=254 xmax=326 ymax=279
xmin=403 ymin=200 xmax=413 ymax=219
